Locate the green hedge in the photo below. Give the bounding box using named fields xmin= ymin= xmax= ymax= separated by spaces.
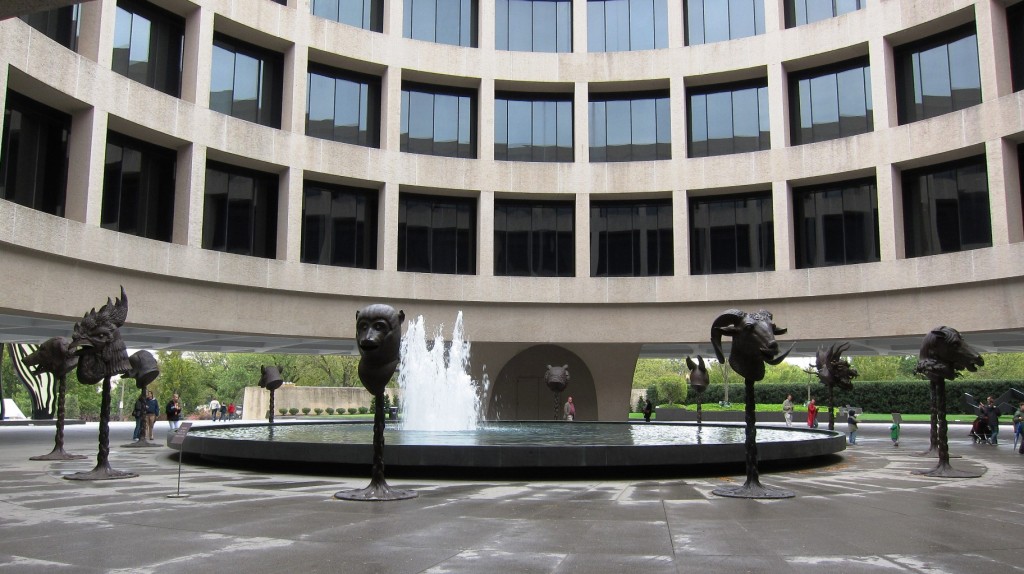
xmin=688 ymin=379 xmax=1021 ymax=414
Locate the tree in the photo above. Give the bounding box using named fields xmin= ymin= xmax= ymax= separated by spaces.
xmin=654 ymin=375 xmax=687 ymax=406
xmin=632 ymin=358 xmax=684 ymax=389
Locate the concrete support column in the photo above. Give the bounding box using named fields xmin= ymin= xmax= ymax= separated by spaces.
xmin=976 ymin=0 xmax=1013 ymax=100
xmin=383 ymin=0 xmax=402 ymax=37
xmin=76 ymin=0 xmax=115 ymax=66
xmin=672 ymin=189 xmax=690 ymax=276
xmin=869 ymin=35 xmax=898 ymax=129
xmin=572 ymin=0 xmax=587 ymax=53
xmin=281 ymin=38 xmax=308 ymax=134
xmin=378 ymin=181 xmax=400 ymax=271
xmin=771 ymin=180 xmax=793 ymax=271
xmin=576 ymin=192 xmax=591 ymax=277
xmin=876 ymin=163 xmax=903 ymax=260
xmin=174 ymin=143 xmax=207 ymax=247
xmin=65 ymin=107 xmax=107 ymax=226
xmin=665 ymin=0 xmax=683 ymax=48
xmin=279 ymin=167 xmax=304 ymax=261
xmin=477 ymin=190 xmax=495 ymax=277
xmin=762 ymin=0 xmax=784 ymax=34
xmin=478 ymin=77 xmax=495 ymax=161
xmin=669 ymin=76 xmax=688 ymax=160
xmin=986 ymin=138 xmax=1024 ymax=245
xmin=478 ymin=0 xmax=495 ymax=50
xmin=767 ymin=62 xmax=789 ymax=151
xmin=380 ymin=66 xmax=403 ymax=152
xmin=181 ymin=4 xmax=214 ymax=107
xmin=574 ymin=82 xmax=588 ymax=163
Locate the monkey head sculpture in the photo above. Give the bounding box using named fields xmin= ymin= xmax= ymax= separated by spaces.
xmin=355 ymin=304 xmax=405 ymax=396
xmin=686 ymin=355 xmax=710 ymax=393
xmin=711 ymin=309 xmax=791 ymax=382
xmin=23 ymin=336 xmax=78 ymax=379
xmin=544 ymin=364 xmax=570 ymax=393
xmin=915 ymin=326 xmax=984 ymax=382
xmin=69 ymin=287 xmax=130 ymax=384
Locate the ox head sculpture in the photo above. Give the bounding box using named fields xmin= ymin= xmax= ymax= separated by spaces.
xmin=69 ymin=287 xmax=130 ymax=384
xmin=22 ymin=336 xmax=78 ymax=379
xmin=544 ymin=364 xmax=570 ymax=393
xmin=711 ymin=309 xmax=791 ymax=382
xmin=914 ymin=326 xmax=984 ymax=382
xmin=814 ymin=343 xmax=858 ymax=391
xmin=685 ymin=355 xmax=710 ymax=394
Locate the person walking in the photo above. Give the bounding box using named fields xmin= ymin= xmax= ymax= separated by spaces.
xmin=1013 ymin=401 xmax=1024 ymax=454
xmin=131 ymin=395 xmax=145 ymax=441
xmin=782 ymin=394 xmax=794 ymax=427
xmin=890 ymin=414 xmax=901 ymax=448
xmin=847 ymin=408 xmax=859 ymax=445
xmin=563 ymin=396 xmax=575 ymax=421
xmin=144 ymin=390 xmax=159 ymax=440
xmin=209 ymin=398 xmax=221 ymax=421
xmin=807 ymin=398 xmax=818 ymax=428
xmin=983 ymin=396 xmax=1001 ymax=445
xmin=643 ymin=398 xmax=653 ymax=423
xmin=166 ymin=393 xmax=182 ymax=431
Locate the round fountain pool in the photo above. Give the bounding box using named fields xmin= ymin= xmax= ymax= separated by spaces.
xmin=170 ymin=421 xmax=845 ymax=475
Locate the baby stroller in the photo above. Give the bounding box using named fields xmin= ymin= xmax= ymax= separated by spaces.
xmin=970 ymin=416 xmax=992 ymax=444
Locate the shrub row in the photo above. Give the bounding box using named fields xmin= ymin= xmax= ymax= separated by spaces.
xmin=277 ymin=406 xmax=371 ymax=415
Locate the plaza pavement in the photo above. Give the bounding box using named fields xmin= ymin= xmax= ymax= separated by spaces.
xmin=0 ymin=420 xmax=1021 ymax=573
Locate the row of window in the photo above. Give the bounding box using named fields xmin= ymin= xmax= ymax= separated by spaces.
xmin=0 ymin=90 xmax=1001 ymax=277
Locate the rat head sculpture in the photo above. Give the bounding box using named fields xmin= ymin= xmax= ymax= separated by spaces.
xmin=686 ymin=355 xmax=710 ymax=394
xmin=69 ymin=287 xmax=130 ymax=384
xmin=22 ymin=336 xmax=78 ymax=379
xmin=814 ymin=343 xmax=858 ymax=391
xmin=544 ymin=364 xmax=570 ymax=393
xmin=710 ymin=309 xmax=791 ymax=382
xmin=914 ymin=326 xmax=984 ymax=382
xmin=355 ymin=304 xmax=405 ymax=396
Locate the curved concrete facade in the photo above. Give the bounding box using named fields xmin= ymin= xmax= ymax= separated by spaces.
xmin=1 ymin=0 xmax=1023 ymax=420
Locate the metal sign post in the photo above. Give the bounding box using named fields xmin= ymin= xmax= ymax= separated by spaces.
xmin=167 ymin=423 xmax=192 ymax=499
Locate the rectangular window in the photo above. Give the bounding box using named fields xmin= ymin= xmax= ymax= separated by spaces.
xmin=0 ymin=91 xmax=71 ymax=217
xmin=301 ymin=182 xmax=378 ymax=268
xmin=202 ymin=161 xmax=278 ymax=258
xmin=895 ymin=24 xmax=982 ymax=125
xmin=784 ymin=0 xmax=863 ymax=28
xmin=588 ymin=0 xmax=667 ymax=52
xmin=497 ymin=0 xmax=572 ymax=52
xmin=401 ymin=83 xmax=476 ymax=158
xmin=494 ymin=199 xmax=574 ymax=276
xmin=690 ymin=192 xmax=774 ymax=274
xmin=688 ymin=80 xmax=769 ymax=157
xmin=20 ymin=4 xmax=80 ymax=51
xmin=210 ymin=34 xmax=283 ymax=128
xmin=112 ymin=0 xmax=184 ymax=97
xmin=495 ymin=93 xmax=573 ymax=162
xmin=102 ymin=132 xmax=176 ymax=242
xmin=311 ymin=0 xmax=383 ymax=32
xmin=404 ymin=0 xmax=478 ymax=47
xmin=590 ymin=199 xmax=672 ymax=277
xmin=790 ymin=57 xmax=872 ymax=145
xmin=902 ymin=156 xmax=992 ymax=258
xmin=793 ymin=178 xmax=879 ymax=268
xmin=686 ymin=0 xmax=765 ymax=45
xmin=306 ymin=66 xmax=381 ymax=147
xmin=398 ymin=193 xmax=477 ymax=274
xmin=1009 ymin=2 xmax=1024 ymax=92
xmin=589 ymin=90 xmax=670 ymax=162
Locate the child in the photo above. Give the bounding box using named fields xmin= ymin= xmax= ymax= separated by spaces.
xmin=847 ymin=409 xmax=859 ymax=445
xmin=890 ymin=413 xmax=902 ymax=448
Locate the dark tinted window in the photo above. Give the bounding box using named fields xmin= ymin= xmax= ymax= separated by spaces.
xmin=497 ymin=0 xmax=572 ymax=52
xmin=102 ymin=132 xmax=176 ymax=242
xmin=495 ymin=94 xmax=573 ymax=162
xmin=902 ymin=156 xmax=992 ymax=257
xmin=202 ymin=161 xmax=278 ymax=258
xmin=0 ymin=91 xmax=70 ymax=217
xmin=20 ymin=4 xmax=80 ymax=50
xmin=301 ymin=182 xmax=378 ymax=268
xmin=590 ymin=200 xmax=673 ymax=277
xmin=785 ymin=0 xmax=863 ymax=28
xmin=793 ymin=178 xmax=879 ymax=268
xmin=589 ymin=91 xmax=671 ymax=162
xmin=688 ymin=80 xmax=769 ymax=157
xmin=401 ymin=83 xmax=476 ymax=158
xmin=790 ymin=58 xmax=872 ymax=145
xmin=398 ymin=193 xmax=477 ymax=274
xmin=690 ymin=192 xmax=774 ymax=274
xmin=588 ymin=0 xmax=668 ymax=52
xmin=311 ymin=0 xmax=383 ymax=32
xmin=686 ymin=0 xmax=765 ymax=45
xmin=895 ymin=23 xmax=981 ymax=124
xmin=404 ymin=0 xmax=478 ymax=47
xmin=1008 ymin=1 xmax=1024 ymax=92
xmin=495 ymin=200 xmax=574 ymax=276
xmin=112 ymin=0 xmax=184 ymax=97
xmin=210 ymin=34 xmax=283 ymax=128
xmin=307 ymin=66 xmax=381 ymax=147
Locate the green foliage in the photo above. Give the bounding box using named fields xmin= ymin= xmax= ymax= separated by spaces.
xmin=348 ymin=407 xmax=358 ymax=415
xmin=301 ymin=407 xmax=311 ymax=415
xmin=654 ymin=375 xmax=687 ymax=406
xmin=325 ymin=407 xmax=335 ymax=415
xmin=645 ymin=385 xmax=660 ymax=408
xmin=632 ymin=358 xmax=684 ymax=389
xmin=358 ymin=406 xmax=368 ymax=414
xmin=314 ymin=408 xmax=323 ymax=415
xmin=288 ymin=407 xmax=299 ymax=415
xmin=279 ymin=408 xmax=287 ymax=415
xmin=635 ymin=395 xmax=646 ymax=413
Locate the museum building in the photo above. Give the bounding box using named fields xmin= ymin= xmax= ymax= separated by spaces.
xmin=1 ymin=0 xmax=1023 ymax=420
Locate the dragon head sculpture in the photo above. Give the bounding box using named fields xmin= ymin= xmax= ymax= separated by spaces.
xmin=814 ymin=343 xmax=858 ymax=391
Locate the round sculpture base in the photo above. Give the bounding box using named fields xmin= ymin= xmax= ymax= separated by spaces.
xmin=910 ymin=447 xmax=960 ymax=458
xmin=910 ymin=462 xmax=982 ymax=478
xmin=334 ymin=481 xmax=418 ymax=502
xmin=122 ymin=439 xmax=163 ymax=448
xmin=712 ymin=482 xmax=795 ymax=499
xmin=64 ymin=467 xmax=138 ymax=481
xmin=30 ymin=448 xmax=87 ymax=461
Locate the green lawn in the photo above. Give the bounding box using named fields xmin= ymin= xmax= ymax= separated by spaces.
xmin=628 ymin=410 xmax=954 ymax=422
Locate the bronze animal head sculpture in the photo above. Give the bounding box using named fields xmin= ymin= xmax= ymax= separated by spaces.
xmin=259 ymin=365 xmax=285 ymax=391
xmin=22 ymin=336 xmax=78 ymax=379
xmin=710 ymin=309 xmax=791 ymax=382
xmin=69 ymin=287 xmax=130 ymax=384
xmin=914 ymin=326 xmax=984 ymax=381
xmin=814 ymin=343 xmax=858 ymax=391
xmin=685 ymin=355 xmax=710 ymax=393
xmin=355 ymin=304 xmax=405 ymax=395
xmin=544 ymin=364 xmax=570 ymax=393
xmin=123 ymin=350 xmax=160 ymax=389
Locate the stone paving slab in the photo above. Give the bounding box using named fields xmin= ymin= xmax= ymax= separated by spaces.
xmin=0 ymin=421 xmax=1022 ymax=573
